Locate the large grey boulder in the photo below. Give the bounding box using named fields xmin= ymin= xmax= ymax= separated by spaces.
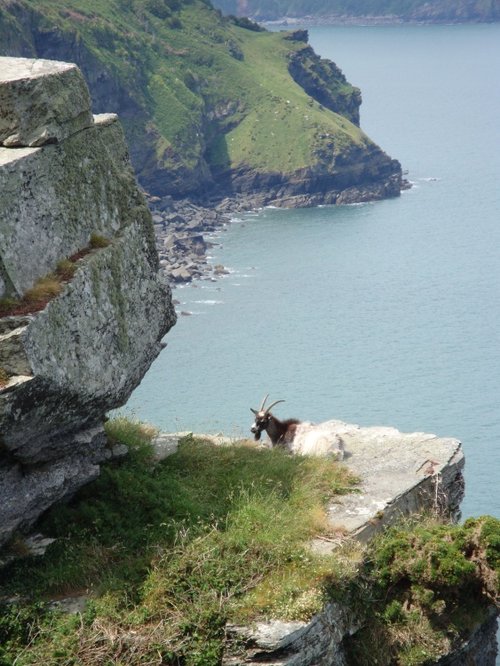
xmin=0 ymin=57 xmax=176 ymax=547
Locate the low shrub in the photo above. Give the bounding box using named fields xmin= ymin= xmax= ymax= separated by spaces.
xmin=344 ymin=516 xmax=500 ymax=665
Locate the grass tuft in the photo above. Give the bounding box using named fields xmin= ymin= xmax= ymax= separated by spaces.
xmin=0 ymin=234 xmax=112 ymax=318
xmin=0 ymin=275 xmax=62 ymax=317
xmin=0 ymin=367 xmax=10 ymax=388
xmin=89 ymin=233 xmax=111 ymax=249
xmin=23 ymin=276 xmax=62 ymax=303
xmin=55 ymin=259 xmax=77 ymax=281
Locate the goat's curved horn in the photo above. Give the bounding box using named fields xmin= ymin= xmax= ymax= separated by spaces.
xmin=259 ymin=394 xmax=269 ymax=412
xmin=265 ymin=399 xmax=285 ymax=414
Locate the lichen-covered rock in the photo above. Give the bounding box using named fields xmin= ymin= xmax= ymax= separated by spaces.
xmin=0 ymin=57 xmax=93 ymax=148
xmin=225 ymin=602 xmax=357 ymax=666
xmin=0 ymin=57 xmax=176 ymax=547
xmin=0 ymin=111 xmax=137 ymax=298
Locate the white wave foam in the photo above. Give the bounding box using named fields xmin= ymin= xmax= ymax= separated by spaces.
xmin=177 ymin=310 xmax=204 ymax=316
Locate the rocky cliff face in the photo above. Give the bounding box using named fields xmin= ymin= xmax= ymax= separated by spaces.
xmin=287 ymin=38 xmax=361 ymax=127
xmin=0 ymin=57 xmax=176 ymax=547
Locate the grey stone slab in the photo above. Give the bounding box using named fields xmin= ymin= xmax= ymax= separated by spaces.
xmin=321 ymin=421 xmax=464 ymax=542
xmin=0 ymin=325 xmax=32 ymax=375
xmin=0 ymin=57 xmax=93 ymax=147
xmin=0 ymin=117 xmax=132 ymax=298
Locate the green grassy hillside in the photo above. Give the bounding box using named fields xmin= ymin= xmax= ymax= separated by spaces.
xmin=0 ymin=0 xmax=402 ymax=203
xmin=213 ymin=0 xmax=500 ymax=22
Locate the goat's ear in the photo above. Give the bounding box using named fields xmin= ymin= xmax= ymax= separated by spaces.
xmin=250 ymin=408 xmax=258 ymax=415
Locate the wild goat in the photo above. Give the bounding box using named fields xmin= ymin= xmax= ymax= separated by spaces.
xmin=250 ymin=395 xmax=345 ymax=459
xmin=250 ymin=394 xmax=300 ymax=446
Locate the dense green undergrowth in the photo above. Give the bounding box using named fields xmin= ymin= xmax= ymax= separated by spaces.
xmin=345 ymin=515 xmax=500 ymax=665
xmin=0 ymin=418 xmax=498 ymax=665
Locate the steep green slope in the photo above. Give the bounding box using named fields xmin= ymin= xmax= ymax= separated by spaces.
xmin=0 ymin=0 xmax=403 ymax=204
xmin=213 ymin=0 xmax=500 ymax=22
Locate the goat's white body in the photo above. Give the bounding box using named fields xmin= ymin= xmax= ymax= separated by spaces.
xmin=288 ymin=421 xmax=345 ymax=460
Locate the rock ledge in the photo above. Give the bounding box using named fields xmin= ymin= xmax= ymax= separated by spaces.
xmin=154 ymin=422 xmax=467 ymax=665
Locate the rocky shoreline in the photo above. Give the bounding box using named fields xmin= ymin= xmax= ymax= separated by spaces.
xmin=146 ymin=194 xmax=238 ymax=287
xmin=147 ymin=177 xmax=411 ymax=288
xmin=261 ymin=14 xmax=500 ymax=27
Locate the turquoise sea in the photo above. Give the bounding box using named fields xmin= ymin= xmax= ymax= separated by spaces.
xmin=125 ymin=24 xmax=500 ymax=522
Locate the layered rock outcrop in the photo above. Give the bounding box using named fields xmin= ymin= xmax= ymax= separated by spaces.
xmin=212 ymin=143 xmax=403 ymax=209
xmin=0 ymin=57 xmax=176 ymax=547
xmin=287 ymin=41 xmax=361 ymax=127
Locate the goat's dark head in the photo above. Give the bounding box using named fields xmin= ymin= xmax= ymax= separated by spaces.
xmin=250 ymin=394 xmax=285 ymax=441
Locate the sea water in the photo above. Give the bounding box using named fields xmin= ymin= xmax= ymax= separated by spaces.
xmin=125 ymin=24 xmax=500 ymax=522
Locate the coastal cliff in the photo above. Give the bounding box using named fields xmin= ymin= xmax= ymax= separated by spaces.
xmin=0 ymin=52 xmax=497 ymax=666
xmin=0 ymin=0 xmax=404 ymax=207
xmin=0 ymin=57 xmax=176 ymax=547
xmin=212 ymin=0 xmax=500 ymax=23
